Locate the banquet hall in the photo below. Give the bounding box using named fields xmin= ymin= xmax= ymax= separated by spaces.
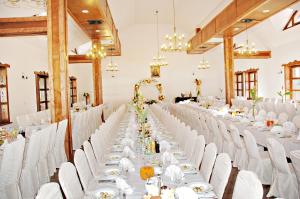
xmin=1 ymin=0 xmax=300 ymax=198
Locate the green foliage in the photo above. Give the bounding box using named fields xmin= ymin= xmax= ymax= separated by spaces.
xmin=277 ymin=91 xmax=290 ymax=97
xmin=250 ymin=88 xmax=263 ymax=104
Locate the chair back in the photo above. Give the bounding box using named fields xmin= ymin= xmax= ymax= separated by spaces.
xmin=199 ymin=143 xmax=217 ymax=182
xmin=36 ymin=182 xmax=63 ymax=199
xmin=267 ymin=138 xmax=290 ymax=174
xmin=83 ymin=141 xmax=99 ymax=177
xmin=74 ymin=149 xmax=93 ymax=191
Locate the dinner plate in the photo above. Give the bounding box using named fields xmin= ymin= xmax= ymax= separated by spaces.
xmin=180 ymin=163 xmax=196 ymax=173
xmin=112 ymin=144 xmax=123 ymax=152
xmin=88 ymin=185 xmax=119 ymax=199
xmin=108 ymin=154 xmax=122 ymax=161
xmin=188 ymin=182 xmax=213 ymax=194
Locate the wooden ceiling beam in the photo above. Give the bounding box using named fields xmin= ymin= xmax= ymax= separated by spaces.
xmin=234 ymin=50 xmax=271 ymax=59
xmin=188 ymin=0 xmax=299 ymax=54
xmin=0 ymin=16 xmax=47 ymax=37
xmin=68 ymin=52 xmax=120 ymax=64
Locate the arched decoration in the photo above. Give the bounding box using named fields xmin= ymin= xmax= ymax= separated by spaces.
xmin=133 ymin=78 xmax=165 ymax=104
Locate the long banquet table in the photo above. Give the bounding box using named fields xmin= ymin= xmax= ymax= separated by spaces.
xmin=89 ymin=109 xmax=217 ymax=199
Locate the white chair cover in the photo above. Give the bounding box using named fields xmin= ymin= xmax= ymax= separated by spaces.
xmin=199 ymin=143 xmax=217 ymax=182
xmin=83 ymin=141 xmax=101 ymax=177
xmin=59 ymin=162 xmax=85 ymax=199
xmin=266 ymin=138 xmax=299 ymax=198
xmin=232 ymin=170 xmax=263 ymax=199
xmin=210 ymin=118 xmax=223 ymax=153
xmin=290 ymin=150 xmax=300 ymax=195
xmin=218 ymin=120 xmax=235 ymax=160
xmin=243 ymin=130 xmax=272 ymax=185
xmin=229 ymin=124 xmax=248 ymax=170
xmin=191 ymin=135 xmax=205 ymax=169
xmin=74 ymin=149 xmax=99 ymax=193
xmin=47 ymin=123 xmax=58 ymax=176
xmin=0 ymin=136 xmax=25 ymax=199
xmin=36 ymin=182 xmax=63 ymax=199
xmin=54 ymin=119 xmax=68 ymax=168
xmin=20 ymin=131 xmax=41 ymax=198
xmin=278 ymin=112 xmax=289 ymax=125
xmin=210 ymin=153 xmax=232 ymax=199
xmin=292 ymin=115 xmax=300 ymax=129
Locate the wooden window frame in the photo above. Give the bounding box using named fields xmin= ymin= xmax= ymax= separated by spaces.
xmin=283 ymin=60 xmax=300 ymax=100
xmin=245 ymin=68 xmax=258 ymax=100
xmin=69 ymin=76 xmax=77 ymax=107
xmin=35 ymin=71 xmax=50 ymax=111
xmin=235 ymin=71 xmax=244 ymax=97
xmin=0 ymin=63 xmax=10 ymax=125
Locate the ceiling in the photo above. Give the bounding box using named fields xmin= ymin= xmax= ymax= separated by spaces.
xmin=107 ymin=0 xmax=233 ymax=33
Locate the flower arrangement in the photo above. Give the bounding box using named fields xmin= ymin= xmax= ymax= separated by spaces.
xmin=250 ymin=88 xmax=263 ymax=118
xmin=194 ymin=79 xmax=202 ymax=97
xmin=277 ymin=90 xmax=290 ymax=102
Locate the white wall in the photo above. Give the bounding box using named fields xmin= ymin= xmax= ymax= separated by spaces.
xmin=101 ymin=24 xmax=225 ymax=105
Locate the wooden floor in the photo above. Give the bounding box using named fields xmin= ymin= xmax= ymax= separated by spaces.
xmin=51 ymin=166 xmax=272 ymax=199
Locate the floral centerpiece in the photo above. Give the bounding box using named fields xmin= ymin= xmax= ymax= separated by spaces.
xmin=194 ymin=79 xmax=202 ymax=99
xmin=250 ymin=88 xmax=262 ymax=119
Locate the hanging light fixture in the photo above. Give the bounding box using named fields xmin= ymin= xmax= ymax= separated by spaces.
xmin=198 ymin=56 xmax=210 ymax=69
xmin=2 ymin=0 xmax=46 ymax=9
xmin=235 ymin=19 xmax=257 ymax=55
xmin=106 ymin=48 xmax=119 ymax=75
xmin=150 ymin=10 xmax=168 ymax=68
xmin=86 ymin=42 xmax=106 ymax=59
xmin=161 ymin=0 xmax=190 ymax=52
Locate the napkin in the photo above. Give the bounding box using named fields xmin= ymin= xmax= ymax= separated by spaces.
xmin=119 ymin=158 xmax=135 ymax=173
xmin=283 ymin=121 xmax=297 ymax=134
xmin=122 ymin=146 xmax=136 ymax=159
xmin=116 ymin=177 xmax=133 ymax=195
xmin=271 ymin=126 xmax=284 ymax=134
xmin=164 ymin=165 xmax=184 ymax=182
xmin=121 ymin=138 xmax=135 ymax=148
xmin=160 ymin=140 xmax=171 ymax=152
xmin=161 ymin=151 xmax=178 ymax=166
xmin=175 ymin=186 xmax=198 ymax=199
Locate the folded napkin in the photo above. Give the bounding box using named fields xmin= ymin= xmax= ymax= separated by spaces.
xmin=164 ymin=165 xmax=184 ymax=182
xmin=175 ymin=186 xmax=198 ymax=199
xmin=271 ymin=126 xmax=284 ymax=134
xmin=160 ymin=140 xmax=171 ymax=152
xmin=121 ymin=138 xmax=134 ymax=148
xmin=119 ymin=158 xmax=135 ymax=173
xmin=161 ymin=151 xmax=178 ymax=166
xmin=116 ymin=177 xmax=133 ymax=195
xmin=122 ymin=146 xmax=136 ymax=159
xmin=283 ymin=121 xmax=297 ymax=134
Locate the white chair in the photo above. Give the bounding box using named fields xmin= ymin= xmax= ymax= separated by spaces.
xmin=90 ymin=132 xmax=103 ymax=164
xmin=278 ymin=112 xmax=289 ymax=125
xmin=283 ymin=121 xmax=297 ymax=134
xmin=83 ymin=141 xmax=102 ymax=178
xmin=74 ymin=149 xmax=100 ymax=194
xmin=54 ymin=119 xmax=68 ymax=168
xmin=199 ymin=143 xmax=217 ymax=182
xmin=290 ymin=150 xmax=300 ymax=195
xmin=218 ymin=120 xmax=235 ymax=161
xmin=59 ymin=162 xmax=85 ymax=199
xmin=37 ymin=125 xmax=53 ymax=185
xmin=0 ymin=136 xmax=25 ymax=199
xmin=243 ymin=130 xmax=272 ymax=185
xmin=191 ymin=135 xmax=205 ymax=169
xmin=47 ymin=123 xmax=58 ymax=176
xmin=266 ymin=138 xmax=299 ymax=198
xmin=210 ymin=117 xmax=223 ymax=153
xmin=232 ymin=170 xmax=263 ymax=199
xmin=210 ymin=153 xmax=232 ymax=199
xmin=36 ymin=182 xmax=63 ymax=199
xmin=229 ymin=124 xmax=248 ymax=170
xmin=20 ymin=131 xmax=42 ymax=198
xmin=292 ymin=115 xmax=300 ymax=130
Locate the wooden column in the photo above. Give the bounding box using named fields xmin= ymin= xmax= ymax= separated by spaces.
xmin=47 ymin=0 xmax=72 ymax=159
xmin=92 ymin=39 xmax=103 ymax=105
xmin=223 ymin=36 xmax=234 ymax=105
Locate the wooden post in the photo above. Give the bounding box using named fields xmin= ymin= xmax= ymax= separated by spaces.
xmin=47 ymin=0 xmax=72 ymax=159
xmin=223 ymin=36 xmax=234 ymax=105
xmin=92 ymin=39 xmax=103 ymax=105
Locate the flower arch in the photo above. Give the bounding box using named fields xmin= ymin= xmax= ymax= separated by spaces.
xmin=133 ymin=78 xmax=165 ymax=103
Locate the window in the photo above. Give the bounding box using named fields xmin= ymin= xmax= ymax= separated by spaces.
xmin=284 ymin=60 xmax=300 ymax=100
xmin=0 ymin=63 xmax=10 ymax=125
xmin=235 ymin=72 xmax=244 ymax=97
xmin=70 ymin=76 xmax=77 ymax=107
xmin=245 ymin=69 xmax=258 ymax=99
xmin=35 ymin=71 xmax=50 ymax=111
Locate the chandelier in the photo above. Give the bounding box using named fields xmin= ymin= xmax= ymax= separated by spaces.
xmin=150 ymin=10 xmax=168 ymax=68
xmin=86 ymin=43 xmax=106 ymax=59
xmin=161 ymin=0 xmax=190 ymax=52
xmin=198 ymin=57 xmax=210 ymax=69
xmin=2 ymin=0 xmax=46 ymax=9
xmin=235 ymin=19 xmax=257 ymax=55
xmin=106 ymin=48 xmax=119 ymax=77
